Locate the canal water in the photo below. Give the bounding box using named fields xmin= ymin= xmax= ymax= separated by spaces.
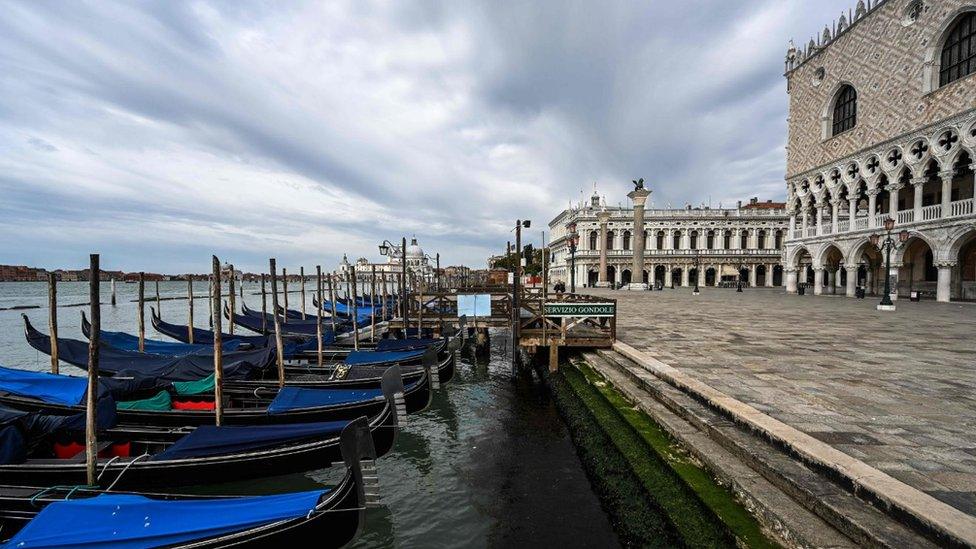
xmin=0 ymin=282 xmax=619 ymax=548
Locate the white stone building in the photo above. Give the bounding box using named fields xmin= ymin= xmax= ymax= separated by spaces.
xmin=783 ymin=0 xmax=976 ymax=302
xmin=549 ymin=191 xmax=788 ymax=288
xmin=345 ymin=237 xmax=435 ymax=282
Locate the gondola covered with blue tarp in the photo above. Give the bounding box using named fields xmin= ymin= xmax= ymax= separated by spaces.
xmin=82 ymin=312 xmax=242 ymax=355
xmin=344 ymin=349 xmax=424 ymax=366
xmin=150 ymin=308 xmax=272 ymax=347
xmin=23 ymin=315 xmax=270 ymax=382
xmin=0 ymin=365 xmax=153 ymax=406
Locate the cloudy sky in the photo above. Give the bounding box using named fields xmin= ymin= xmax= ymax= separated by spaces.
xmin=0 ymin=0 xmax=855 ymax=273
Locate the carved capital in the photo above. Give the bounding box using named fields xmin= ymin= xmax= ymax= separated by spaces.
xmin=935 ymin=260 xmax=957 ymax=269
xmin=910 ymin=176 xmax=928 ymax=187
xmin=938 ymin=170 xmax=956 ymax=182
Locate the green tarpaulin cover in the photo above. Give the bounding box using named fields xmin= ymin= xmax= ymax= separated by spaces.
xmin=116 ymin=390 xmax=172 ymax=411
xmin=172 ymin=374 xmax=215 ymax=396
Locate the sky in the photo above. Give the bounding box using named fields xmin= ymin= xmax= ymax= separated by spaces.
xmin=0 ymin=0 xmax=856 ymax=274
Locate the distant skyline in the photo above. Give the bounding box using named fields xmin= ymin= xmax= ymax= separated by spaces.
xmin=0 ymin=0 xmax=855 ymax=273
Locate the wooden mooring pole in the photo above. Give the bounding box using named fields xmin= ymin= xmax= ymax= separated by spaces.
xmin=269 ymin=259 xmax=286 ymax=387
xmin=211 ymin=256 xmax=225 ymax=426
xmin=85 ymin=254 xmax=100 ymax=486
xmin=350 ymin=266 xmax=360 ymax=351
xmin=300 ymin=266 xmax=306 ymax=320
xmin=47 ymin=273 xmax=59 ymax=374
xmin=228 ymin=264 xmax=236 ymax=335
xmin=282 ymin=268 xmax=288 ymax=323
xmin=260 ymin=274 xmax=268 ymax=334
xmin=327 ymin=273 xmax=338 ymax=335
xmin=187 ymin=278 xmax=194 ymax=344
xmin=155 ymin=280 xmax=161 ymax=316
xmin=370 ymin=265 xmax=376 ymax=343
xmin=110 ymin=278 xmax=116 ymax=307
xmin=316 ymin=265 xmax=324 ymax=368
xmin=138 ymin=272 xmax=145 ymax=352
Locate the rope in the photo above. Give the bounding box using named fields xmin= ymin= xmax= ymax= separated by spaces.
xmin=104 ymin=453 xmax=151 ymax=492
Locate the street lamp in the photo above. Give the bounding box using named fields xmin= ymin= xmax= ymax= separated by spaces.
xmin=692 ymin=249 xmax=701 ymax=295
xmin=566 ymin=221 xmax=579 ymax=293
xmin=869 ymin=217 xmax=909 ymax=311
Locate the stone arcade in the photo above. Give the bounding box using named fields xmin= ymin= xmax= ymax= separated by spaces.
xmin=783 ymin=0 xmax=976 ymax=302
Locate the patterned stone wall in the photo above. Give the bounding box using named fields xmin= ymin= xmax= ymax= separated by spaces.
xmin=786 ymin=0 xmax=976 ymax=178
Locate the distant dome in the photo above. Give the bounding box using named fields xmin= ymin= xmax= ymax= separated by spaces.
xmin=405 ymin=237 xmax=424 ymax=259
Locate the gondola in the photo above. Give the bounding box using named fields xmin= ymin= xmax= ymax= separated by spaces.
xmin=228 ymin=305 xmax=330 ymax=337
xmin=23 ymin=315 xmax=273 ymax=382
xmin=0 ymin=417 xmax=374 ymax=548
xmin=82 ymin=311 xmax=242 ymax=356
xmin=150 ymin=308 xmax=273 ymax=348
xmin=0 ymin=368 xmax=400 ymax=489
xmin=0 ymin=362 xmax=431 ymax=427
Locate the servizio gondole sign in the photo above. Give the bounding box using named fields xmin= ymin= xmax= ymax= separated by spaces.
xmin=544 ymin=302 xmax=615 ymax=318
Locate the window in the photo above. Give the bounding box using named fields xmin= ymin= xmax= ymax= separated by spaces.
xmin=606 ymin=230 xmax=614 ymax=251
xmin=623 ymin=231 xmax=631 ymax=251
xmin=588 ymin=231 xmax=598 ymax=250
xmin=723 ymin=231 xmax=731 ymax=249
xmin=940 ymin=12 xmax=976 ymax=87
xmin=656 ymin=231 xmax=665 ymax=250
xmin=706 ymin=230 xmax=714 ymax=249
xmin=689 ymin=231 xmax=698 ymax=250
xmin=757 ymin=230 xmax=766 ymax=249
xmin=740 ymin=230 xmax=749 ymax=249
xmin=832 ymin=85 xmax=857 ymax=135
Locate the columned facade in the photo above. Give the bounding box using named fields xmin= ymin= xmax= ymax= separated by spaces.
xmin=783 ymin=1 xmax=976 ymax=302
xmin=549 ymin=191 xmax=788 ymax=289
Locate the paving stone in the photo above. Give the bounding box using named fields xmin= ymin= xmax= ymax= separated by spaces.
xmin=585 ymin=286 xmax=976 ymax=519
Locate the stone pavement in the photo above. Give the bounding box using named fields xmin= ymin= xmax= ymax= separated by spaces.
xmin=583 ymin=286 xmax=976 ymax=517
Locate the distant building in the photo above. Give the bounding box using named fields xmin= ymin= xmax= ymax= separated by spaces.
xmin=783 ymin=0 xmax=976 ymax=301
xmin=348 ymin=237 xmax=436 ymax=283
xmin=548 ymin=190 xmax=788 ymax=288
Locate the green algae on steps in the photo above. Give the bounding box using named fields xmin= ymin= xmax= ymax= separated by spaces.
xmin=569 ymin=358 xmax=780 ymax=549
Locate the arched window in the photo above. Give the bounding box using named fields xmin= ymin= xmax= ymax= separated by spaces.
xmin=643 ymin=230 xmax=649 ymax=249
xmin=706 ymin=230 xmax=714 ymax=249
xmin=606 ymin=230 xmax=615 ymax=251
xmin=740 ymin=230 xmax=749 ymax=249
xmin=589 ymin=230 xmax=598 ymax=250
xmin=673 ymin=230 xmax=682 ymax=249
xmin=689 ymin=231 xmax=698 ymax=250
xmin=723 ymin=231 xmax=731 ymax=249
xmin=940 ymin=12 xmax=976 ymax=87
xmin=832 ymin=85 xmax=857 ymax=135
xmin=774 ymin=230 xmax=783 ymax=249
xmin=757 ymin=230 xmax=766 ymax=249
xmin=623 ymin=231 xmax=632 ymax=251
xmin=656 ymin=231 xmax=665 ymax=249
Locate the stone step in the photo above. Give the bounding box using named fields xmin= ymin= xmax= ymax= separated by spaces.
xmin=591 ymin=349 xmax=938 ymax=549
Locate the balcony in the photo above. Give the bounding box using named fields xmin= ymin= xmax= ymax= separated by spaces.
xmin=788 ymin=199 xmax=975 ymax=242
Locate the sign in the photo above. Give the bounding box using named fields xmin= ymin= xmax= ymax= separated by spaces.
xmin=544 ymin=302 xmax=615 ymax=318
xmin=457 ymin=294 xmax=492 ymax=317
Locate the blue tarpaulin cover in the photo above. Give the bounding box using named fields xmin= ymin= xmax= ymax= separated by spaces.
xmin=375 ymin=338 xmax=438 ymax=352
xmin=97 ymin=330 xmax=242 ymax=355
xmin=1 ymin=490 xmax=327 ymax=548
xmin=267 ymin=386 xmax=383 ymax=415
xmin=344 ymin=349 xmax=423 ymax=366
xmin=0 ymin=366 xmax=87 ymax=406
xmin=151 ymin=420 xmax=348 ymax=461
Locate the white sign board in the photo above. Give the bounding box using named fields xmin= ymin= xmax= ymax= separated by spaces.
xmin=457 ymin=294 xmax=492 ymax=317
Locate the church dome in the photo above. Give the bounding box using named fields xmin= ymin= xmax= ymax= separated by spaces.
xmin=405 ymin=237 xmax=424 ymax=259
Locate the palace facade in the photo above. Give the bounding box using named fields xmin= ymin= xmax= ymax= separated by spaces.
xmin=783 ymin=0 xmax=976 ymax=301
xmin=548 ymin=192 xmax=788 ymax=288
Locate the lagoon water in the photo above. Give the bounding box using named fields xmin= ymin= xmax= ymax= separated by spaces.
xmin=0 ymin=281 xmax=618 ymax=548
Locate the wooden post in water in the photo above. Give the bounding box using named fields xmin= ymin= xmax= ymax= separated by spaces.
xmin=260 ymin=274 xmax=268 ymax=334
xmin=155 ymin=281 xmax=161 ymax=316
xmin=300 ymin=266 xmax=306 ymax=320
xmin=370 ymin=265 xmax=376 ymax=342
xmin=211 ymin=256 xmax=224 ymax=426
xmin=85 ymin=254 xmax=99 ymax=487
xmin=269 ymin=259 xmax=286 ymax=387
xmin=417 ymin=280 xmax=423 ymax=339
xmin=187 ymin=278 xmax=194 ymax=344
xmin=228 ymin=264 xmax=236 ymax=335
xmin=207 ymin=275 xmax=213 ymax=325
xmin=315 ymin=265 xmax=323 ymax=368
xmin=282 ymin=268 xmax=288 ymax=323
xmin=47 ymin=273 xmax=59 ymax=374
xmin=327 ymin=273 xmax=338 ymax=335
xmin=382 ymin=273 xmax=388 ymax=323
xmin=350 ymin=266 xmax=359 ymax=351
xmin=110 ymin=278 xmax=116 ymax=307
xmin=137 ymin=272 xmax=145 ymax=352
xmin=400 ymin=237 xmax=408 ymax=333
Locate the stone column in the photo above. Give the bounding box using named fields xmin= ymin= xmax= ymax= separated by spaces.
xmin=802 ymin=210 xmax=809 ymax=233
xmin=830 ymin=199 xmax=840 ymax=234
xmin=939 ymin=170 xmax=954 ymax=218
xmin=766 ymin=264 xmax=774 ymax=287
xmin=845 ymin=265 xmax=857 ymax=297
xmin=815 ymin=205 xmax=824 ymax=235
xmin=786 ymin=268 xmax=798 ymax=293
xmin=664 ymin=267 xmax=672 ymax=287
xmin=680 ymin=267 xmax=689 ymax=287
xmin=748 ymin=264 xmax=757 ymax=287
xmin=626 ymin=187 xmax=651 ymax=290
xmin=714 ymin=265 xmax=722 ymax=286
xmin=887 ymin=263 xmax=899 ymax=302
xmin=789 ymin=214 xmax=796 ymax=235
xmin=867 ymin=190 xmax=878 ymax=228
xmin=596 ymin=210 xmax=611 ymax=287
xmin=936 ymin=262 xmax=954 ymax=302
xmin=912 ymin=177 xmax=926 ymax=221
xmin=813 ymin=268 xmax=824 ymax=295
xmin=848 ymin=196 xmax=857 ymax=225
xmin=889 ymin=184 xmax=902 ymax=221
xmin=649 ymin=264 xmax=656 ymax=288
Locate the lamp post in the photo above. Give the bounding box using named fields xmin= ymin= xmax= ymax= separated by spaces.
xmin=692 ymin=249 xmax=701 ymax=295
xmin=566 ymin=221 xmax=579 ymax=293
xmin=869 ymin=217 xmax=909 ymax=311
